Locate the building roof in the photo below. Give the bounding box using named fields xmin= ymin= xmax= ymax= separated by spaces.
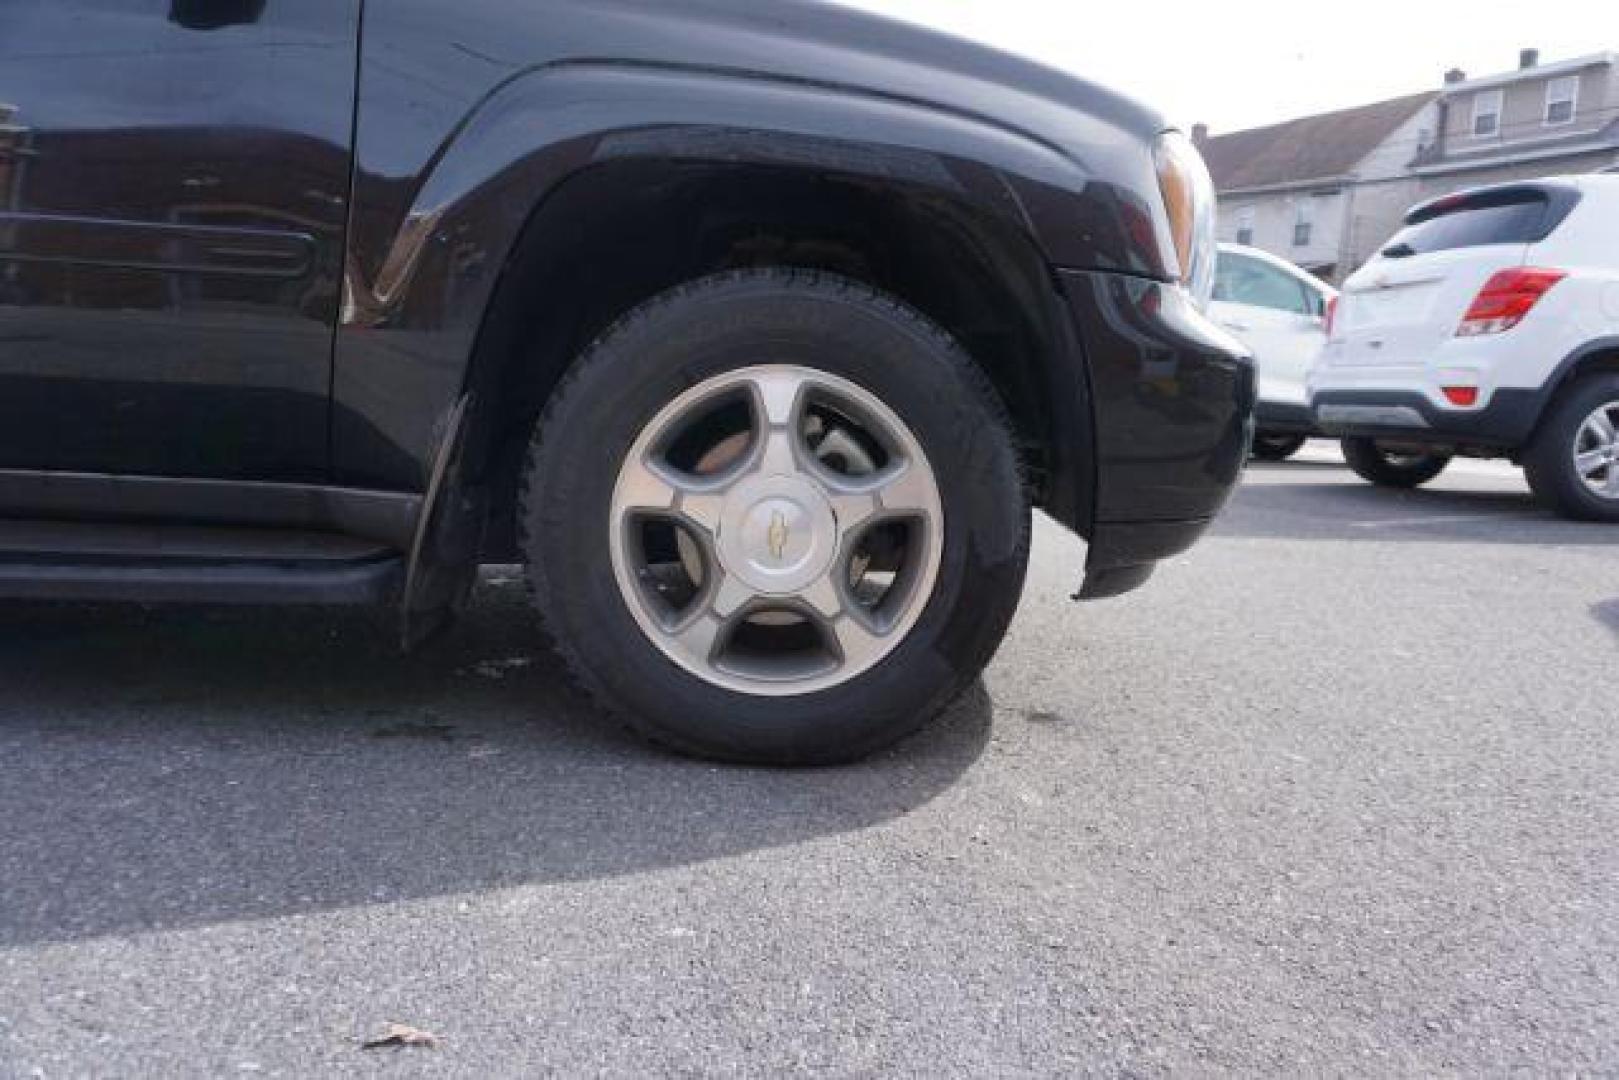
xmin=1412 ymin=118 xmax=1619 ymax=175
xmin=1201 ymin=91 xmax=1437 ymax=193
xmin=1441 ymin=51 xmax=1615 ymax=95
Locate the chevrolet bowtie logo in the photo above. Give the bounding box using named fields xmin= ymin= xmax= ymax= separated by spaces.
xmin=767 ymin=510 xmax=789 ymax=561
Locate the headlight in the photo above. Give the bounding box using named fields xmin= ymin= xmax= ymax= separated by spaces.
xmin=1153 ymin=131 xmax=1217 ymax=308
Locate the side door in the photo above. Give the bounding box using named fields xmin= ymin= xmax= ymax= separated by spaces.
xmin=0 ymin=0 xmax=359 ymax=484
xmin=1211 ymin=252 xmax=1324 ymax=407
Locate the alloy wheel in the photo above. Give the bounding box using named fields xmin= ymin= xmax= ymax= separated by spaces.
xmin=1573 ymin=400 xmax=1619 ymax=499
xmin=608 ymin=365 xmax=945 ymax=696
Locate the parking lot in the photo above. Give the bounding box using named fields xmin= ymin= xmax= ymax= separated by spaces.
xmin=1 ymin=445 xmax=1615 ymax=1075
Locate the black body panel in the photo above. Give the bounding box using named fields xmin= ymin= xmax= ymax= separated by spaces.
xmin=0 ymin=470 xmax=419 ymax=550
xmin=1059 ymin=270 xmax=1255 ymax=527
xmin=0 ymin=557 xmax=402 ymax=606
xmin=1075 ymin=562 xmax=1157 ymax=601
xmin=1085 ymin=518 xmax=1214 ymax=576
xmin=335 ymin=0 xmax=1177 ymax=490
xmin=0 ymin=518 xmax=402 ymax=605
xmin=0 ymin=0 xmax=1249 ymax=610
xmin=0 ymin=0 xmax=359 ymax=481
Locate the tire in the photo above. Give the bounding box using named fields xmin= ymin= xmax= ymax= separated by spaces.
xmin=1523 ymin=372 xmax=1619 ymax=522
xmin=1251 ymin=434 xmax=1306 ymax=462
xmin=520 ymin=270 xmax=1030 ymax=765
xmin=1340 ymin=437 xmax=1450 ymax=488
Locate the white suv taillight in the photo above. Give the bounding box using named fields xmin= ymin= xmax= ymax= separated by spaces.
xmin=1455 ymin=267 xmax=1567 ymax=337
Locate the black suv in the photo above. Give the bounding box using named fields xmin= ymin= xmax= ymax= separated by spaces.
xmin=0 ymin=0 xmax=1252 ymax=763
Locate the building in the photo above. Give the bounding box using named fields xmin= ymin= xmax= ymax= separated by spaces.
xmin=1410 ymin=50 xmax=1619 ymax=194
xmin=1201 ymin=49 xmax=1619 ymax=284
xmin=1199 ymin=92 xmax=1438 ymax=283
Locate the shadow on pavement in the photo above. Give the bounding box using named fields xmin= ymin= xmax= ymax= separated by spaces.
xmin=1595 ymin=599 xmax=1619 ymax=639
xmin=0 ymin=578 xmax=991 ymax=947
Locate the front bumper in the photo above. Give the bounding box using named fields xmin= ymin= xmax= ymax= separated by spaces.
xmin=1058 ymin=270 xmax=1256 ymax=597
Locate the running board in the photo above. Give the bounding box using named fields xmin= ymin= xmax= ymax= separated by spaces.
xmin=0 ymin=520 xmax=404 ymax=605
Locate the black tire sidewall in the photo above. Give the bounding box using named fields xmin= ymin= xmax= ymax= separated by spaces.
xmin=1252 ymin=434 xmax=1305 ymax=462
xmin=523 ymin=273 xmax=1029 ymax=763
xmin=1525 ymin=374 xmax=1619 ymax=523
xmin=1341 ymin=437 xmax=1449 ymax=488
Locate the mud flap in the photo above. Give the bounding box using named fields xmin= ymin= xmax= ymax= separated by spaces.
xmin=1074 ymin=563 xmax=1154 ymax=601
xmin=400 ymin=395 xmax=482 ymax=650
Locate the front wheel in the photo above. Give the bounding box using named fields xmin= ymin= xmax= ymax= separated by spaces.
xmin=1523 ymin=373 xmax=1619 ymax=522
xmin=521 ymin=270 xmax=1030 ymax=764
xmin=1340 ymin=437 xmax=1450 ymax=488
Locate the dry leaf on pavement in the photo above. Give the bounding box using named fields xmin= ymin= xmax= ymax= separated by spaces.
xmin=362 ymin=1023 xmax=441 ymax=1050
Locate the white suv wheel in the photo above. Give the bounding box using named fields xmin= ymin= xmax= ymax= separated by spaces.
xmin=1572 ymin=401 xmax=1619 ymax=500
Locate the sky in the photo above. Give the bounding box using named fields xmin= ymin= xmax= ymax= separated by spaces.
xmin=836 ymin=0 xmax=1615 ymax=135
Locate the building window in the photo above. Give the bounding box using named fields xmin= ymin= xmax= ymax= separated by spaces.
xmin=1235 ymin=208 xmax=1255 ymax=246
xmin=1471 ymin=90 xmax=1503 ymax=137
xmin=1292 ymin=201 xmax=1313 ymax=248
xmin=1544 ymin=76 xmax=1578 ymax=126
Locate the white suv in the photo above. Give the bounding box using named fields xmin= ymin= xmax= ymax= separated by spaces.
xmin=1211 ymin=244 xmax=1336 ymax=461
xmin=1310 ymin=174 xmax=1619 ymax=520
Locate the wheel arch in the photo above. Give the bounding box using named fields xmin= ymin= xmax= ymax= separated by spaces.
xmin=461 ymin=155 xmax=1092 ymax=558
xmin=1526 ymin=336 xmax=1619 ymax=443
xmin=353 ymin=62 xmax=1145 ymax=631
xmin=336 ymin=61 xmax=1141 ymax=524
xmin=1553 ymin=338 xmax=1619 ymax=390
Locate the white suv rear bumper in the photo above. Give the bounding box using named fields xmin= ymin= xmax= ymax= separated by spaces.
xmin=1308 ymin=336 xmax=1561 ymax=449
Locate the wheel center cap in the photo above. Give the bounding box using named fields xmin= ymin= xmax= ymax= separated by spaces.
xmin=717 ymin=474 xmax=837 ymax=595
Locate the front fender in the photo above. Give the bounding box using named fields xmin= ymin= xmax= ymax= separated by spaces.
xmin=332 ymin=59 xmax=1165 ymax=490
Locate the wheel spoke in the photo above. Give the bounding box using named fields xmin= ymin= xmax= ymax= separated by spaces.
xmin=747 ymin=369 xmax=806 ymax=427
xmin=710 ymin=572 xmax=755 ymax=619
xmin=829 ymin=612 xmax=888 ymax=667
xmin=873 ymin=461 xmax=938 ymax=516
xmin=616 ymin=454 xmax=678 ymax=513
xmin=618 ymin=454 xmax=733 ymax=538
xmin=678 ymin=491 xmax=726 ymax=535
xmin=1576 ymin=449 xmax=1608 ymax=477
xmin=670 ymin=611 xmax=725 ymax=665
xmin=826 ymin=488 xmax=879 ymax=537
xmin=743 ymin=370 xmax=811 ymax=478
xmin=754 ymin=424 xmax=801 ymax=477
xmin=822 ymin=461 xmax=938 ymax=541
xmin=1587 ymin=410 xmax=1618 ymax=445
xmin=1608 ymin=465 xmax=1619 ymax=497
xmin=797 ymin=572 xmax=845 ymax=621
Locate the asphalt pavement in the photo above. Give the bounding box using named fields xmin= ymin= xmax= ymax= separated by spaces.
xmin=2 ymin=444 xmax=1616 ymax=1075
